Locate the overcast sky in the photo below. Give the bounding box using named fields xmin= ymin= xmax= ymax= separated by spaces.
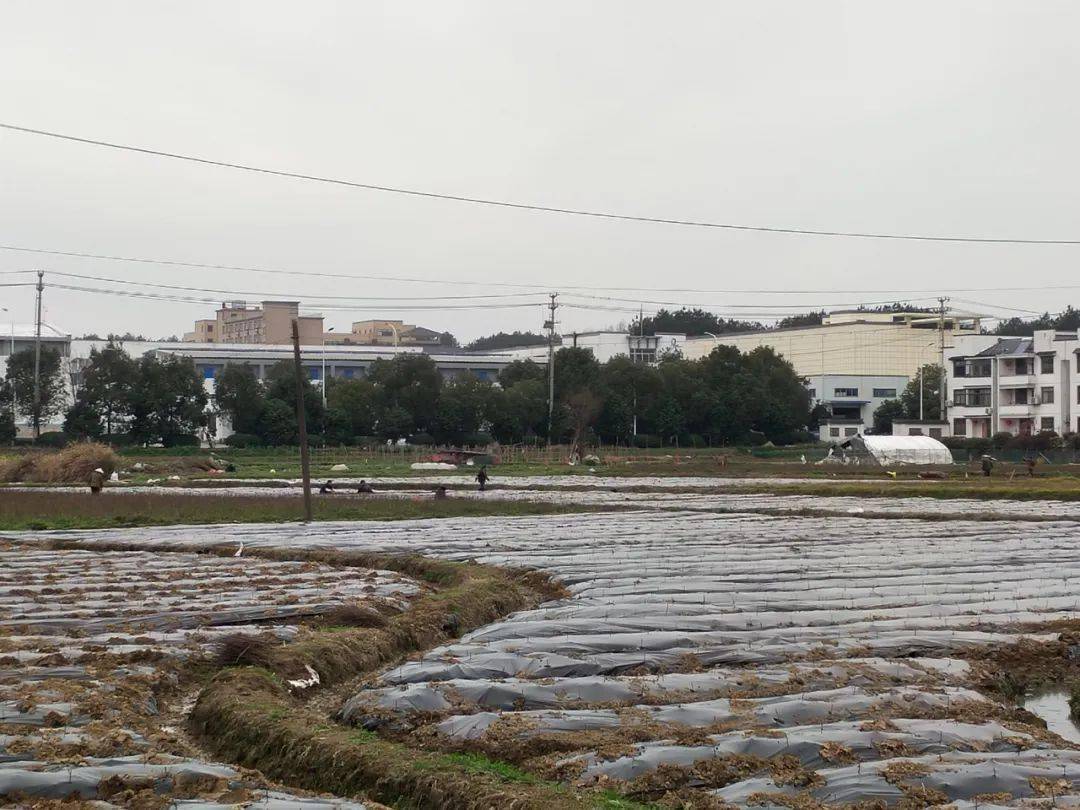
xmin=2 ymin=1 xmax=1079 ymax=342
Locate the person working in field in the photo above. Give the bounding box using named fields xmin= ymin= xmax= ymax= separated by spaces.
xmin=88 ymin=467 xmax=106 ymax=495
xmin=980 ymin=455 xmax=995 ymax=477
xmin=356 ymin=480 xmax=374 ymax=494
xmin=476 ymin=466 xmax=489 ymax=492
xmin=1024 ymin=455 xmax=1037 ymax=477
xmin=434 ymin=485 xmax=448 ymax=500
xmin=319 ymin=480 xmax=336 ymax=494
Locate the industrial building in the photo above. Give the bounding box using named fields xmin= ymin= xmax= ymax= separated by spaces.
xmin=684 ymin=309 xmax=983 ymax=439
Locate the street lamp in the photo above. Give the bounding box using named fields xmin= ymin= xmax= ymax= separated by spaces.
xmin=322 ymin=327 xmax=335 ymax=406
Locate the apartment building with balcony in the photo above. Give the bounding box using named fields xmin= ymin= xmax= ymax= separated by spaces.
xmin=948 ymin=330 xmax=1079 ymax=438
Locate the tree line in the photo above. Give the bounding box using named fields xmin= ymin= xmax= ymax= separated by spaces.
xmin=5 ymin=340 xmax=813 ymax=448
xmin=212 ymin=344 xmax=811 ymax=448
xmin=1 ymin=344 xmax=208 ymax=446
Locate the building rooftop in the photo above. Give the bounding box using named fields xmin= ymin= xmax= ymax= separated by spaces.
xmin=2 ymin=323 xmax=71 ymax=340
xmin=974 ymin=338 xmax=1033 ymax=357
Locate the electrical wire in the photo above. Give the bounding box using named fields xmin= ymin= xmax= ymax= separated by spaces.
xmin=41 ymin=271 xmax=939 ymax=314
xmin=44 ymin=271 xmax=547 ymax=302
xmin=6 ymin=243 xmax=1080 ymax=296
xmin=46 ymin=283 xmax=556 ymax=312
xmin=4 ymin=122 xmax=1080 ymax=245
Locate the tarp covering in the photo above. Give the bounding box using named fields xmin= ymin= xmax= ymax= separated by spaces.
xmin=838 ymin=434 xmax=953 ymax=465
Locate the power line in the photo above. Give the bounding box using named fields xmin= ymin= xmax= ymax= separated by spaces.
xmin=46 ymin=283 xmax=544 ymax=311
xmin=6 ymin=243 xmax=1080 ymax=296
xmin=43 ymin=271 xmax=941 ymax=312
xmin=45 ymin=270 xmax=546 ymax=302
xmin=4 ymin=122 xmax=1080 ymax=245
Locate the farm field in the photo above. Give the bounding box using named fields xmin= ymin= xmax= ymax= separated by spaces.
xmin=3 ymin=485 xmax=1080 ymax=807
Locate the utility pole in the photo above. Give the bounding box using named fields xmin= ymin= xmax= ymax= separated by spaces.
xmin=919 ymin=367 xmax=924 ymax=421
xmin=634 ymin=304 xmax=644 ymax=436
xmin=545 ymin=292 xmax=558 ymax=443
xmin=32 ymin=271 xmax=43 ymax=439
xmin=291 ymin=319 xmax=313 ymax=522
xmin=938 ymin=296 xmax=949 ymax=422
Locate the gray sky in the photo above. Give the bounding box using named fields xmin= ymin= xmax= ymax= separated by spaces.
xmin=2 ymin=1 xmax=1079 ymax=342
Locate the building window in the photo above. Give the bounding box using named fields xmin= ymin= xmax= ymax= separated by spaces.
xmin=909 ymin=428 xmax=923 ymax=436
xmin=929 ymin=427 xmax=942 ymax=438
xmin=829 ymin=427 xmax=840 ymax=438
xmin=807 ymin=388 xmax=816 ymax=399
xmin=844 ymin=427 xmax=858 ymax=437
xmin=629 ymin=348 xmax=657 ymax=364
xmin=1041 ymin=416 xmax=1055 ymax=432
xmin=953 ymin=418 xmax=967 ymax=436
xmin=308 ymin=367 xmax=320 ymax=380
xmin=1041 ymin=354 xmax=1055 ymax=374
xmin=834 ymin=387 xmax=859 ymax=398
xmin=1041 ymin=386 xmax=1055 ymax=404
xmin=341 ymin=367 xmax=354 ymax=378
xmin=954 ymin=360 xmax=991 ymax=378
xmin=954 ymin=388 xmax=991 ymax=407
xmin=872 ymin=388 xmax=897 ymax=398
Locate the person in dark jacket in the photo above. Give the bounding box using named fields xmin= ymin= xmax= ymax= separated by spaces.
xmin=980 ymin=455 xmax=995 ymax=477
xmin=356 ymin=480 xmax=374 ymax=494
xmin=476 ymin=466 xmax=489 ymax=492
xmin=319 ymin=480 xmax=336 ymax=494
xmin=88 ymin=467 xmax=106 ymax=494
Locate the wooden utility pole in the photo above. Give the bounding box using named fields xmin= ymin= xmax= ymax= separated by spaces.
xmin=32 ymin=271 xmax=43 ymax=439
xmin=938 ymin=297 xmax=949 ymax=421
xmin=545 ymin=292 xmax=558 ymax=443
xmin=291 ymin=319 xmax=313 ymax=522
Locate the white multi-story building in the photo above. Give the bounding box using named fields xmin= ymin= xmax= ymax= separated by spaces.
xmin=948 ymin=330 xmax=1080 ymax=438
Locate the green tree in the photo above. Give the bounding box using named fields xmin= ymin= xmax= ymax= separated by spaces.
xmin=73 ymin=341 xmax=137 ymax=437
xmin=992 ymin=305 xmax=1080 ymax=337
xmin=595 ymin=356 xmax=660 ymax=442
xmin=738 ymin=347 xmax=810 ymax=437
xmin=465 ymin=331 xmax=547 ymax=351
xmin=872 ymin=399 xmax=905 ymax=434
xmin=497 ymin=359 xmax=545 ymax=389
xmin=433 ymin=375 xmax=493 ymax=443
xmin=64 ymin=398 xmax=103 ymax=439
xmin=326 ymin=378 xmax=379 ymax=438
xmin=128 ymin=355 xmax=208 ymax=445
xmin=261 ymin=360 xmax=325 ymax=442
xmin=259 ymin=398 xmax=297 ymax=445
xmin=377 ymin=405 xmax=413 ymax=440
xmin=368 ymin=355 xmax=442 ymax=434
xmin=488 ymin=380 xmax=547 ymax=443
xmin=5 ymin=347 xmax=66 ymax=434
xmin=633 ymin=308 xmax=762 ymax=337
xmin=899 ymin=364 xmax=943 ymax=421
xmin=0 ymin=381 xmax=15 ymax=443
xmin=214 ymin=363 xmax=265 ymax=436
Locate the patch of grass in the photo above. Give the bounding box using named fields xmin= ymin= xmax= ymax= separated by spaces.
xmin=436 ymin=752 xmax=538 ymax=783
xmin=0 ymin=489 xmax=612 ymax=531
xmin=731 ymin=477 xmax=1080 ymax=502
